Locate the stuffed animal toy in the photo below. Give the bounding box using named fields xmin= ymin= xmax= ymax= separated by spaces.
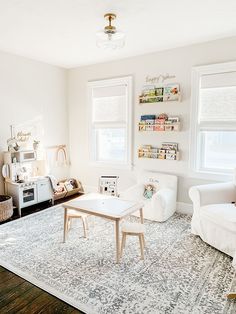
xmin=143 ymin=184 xmax=156 ymax=199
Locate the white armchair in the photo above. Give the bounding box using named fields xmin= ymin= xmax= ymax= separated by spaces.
xmin=120 ymin=171 xmax=177 ymax=222
xmin=189 ymin=182 xmax=236 ymax=260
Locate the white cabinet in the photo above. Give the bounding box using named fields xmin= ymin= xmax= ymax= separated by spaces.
xmin=37 ymin=179 xmax=52 ymax=203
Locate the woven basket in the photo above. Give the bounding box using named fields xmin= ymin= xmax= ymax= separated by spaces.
xmin=0 ymin=195 xmax=13 ymax=222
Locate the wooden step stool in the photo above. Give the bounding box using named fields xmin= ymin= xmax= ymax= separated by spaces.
xmin=64 ymin=209 xmax=89 ymax=240
xmin=120 ymin=222 xmax=145 ymax=260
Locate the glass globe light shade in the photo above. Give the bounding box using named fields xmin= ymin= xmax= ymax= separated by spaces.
xmin=96 ymin=31 xmax=125 ymax=49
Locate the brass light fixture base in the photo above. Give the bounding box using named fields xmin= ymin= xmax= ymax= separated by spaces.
xmin=104 ymin=25 xmax=116 ymax=34
xmin=104 ymin=13 xmax=117 ymax=34
xmin=104 ymin=13 xmax=116 ymax=21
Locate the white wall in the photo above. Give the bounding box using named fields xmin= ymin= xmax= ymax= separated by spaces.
xmin=68 ymin=36 xmax=236 ymax=204
xmin=0 ymin=51 xmax=69 ymax=194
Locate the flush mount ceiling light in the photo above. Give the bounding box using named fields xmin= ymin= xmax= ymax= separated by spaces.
xmin=96 ymin=13 xmax=125 ymax=49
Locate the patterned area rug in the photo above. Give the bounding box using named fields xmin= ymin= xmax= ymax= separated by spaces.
xmin=0 ymin=206 xmax=236 ymax=314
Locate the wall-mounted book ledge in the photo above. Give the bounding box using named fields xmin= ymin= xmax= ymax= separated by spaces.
xmin=138 ymin=142 xmax=180 ymax=161
xmin=139 ymin=113 xmax=180 ymax=132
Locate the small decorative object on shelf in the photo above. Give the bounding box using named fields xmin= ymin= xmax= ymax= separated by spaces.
xmin=33 ymin=140 xmax=40 ymax=151
xmin=139 ymin=113 xmax=180 ymax=132
xmin=138 ymin=142 xmax=180 ymax=160
xmin=139 ymin=83 xmax=180 ymax=104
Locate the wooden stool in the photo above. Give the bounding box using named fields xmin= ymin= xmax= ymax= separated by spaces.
xmin=120 ymin=222 xmax=145 ymax=260
xmin=65 ymin=209 xmax=89 ymax=239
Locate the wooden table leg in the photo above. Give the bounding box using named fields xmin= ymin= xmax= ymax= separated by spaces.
xmin=139 ymin=234 xmax=144 ymax=260
xmin=120 ymin=232 xmax=127 ymax=258
xmin=140 ymin=208 xmax=144 ymax=224
xmin=115 ymin=220 xmax=120 ymax=264
xmin=63 ymin=208 xmax=68 ymax=243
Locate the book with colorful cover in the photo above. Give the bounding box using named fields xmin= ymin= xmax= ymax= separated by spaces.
xmin=141 ymin=85 xmax=156 ymax=97
xmin=155 ymin=87 xmax=164 ymax=96
xmin=161 ymin=142 xmax=178 ymax=151
xmin=163 ymin=84 xmax=180 ymax=101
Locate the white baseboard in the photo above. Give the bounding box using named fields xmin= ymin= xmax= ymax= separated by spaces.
xmin=176 ymin=202 xmax=193 ymax=215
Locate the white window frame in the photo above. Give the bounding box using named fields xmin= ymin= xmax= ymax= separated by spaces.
xmin=88 ymin=76 xmax=132 ymax=170
xmin=190 ymin=61 xmax=236 ymax=181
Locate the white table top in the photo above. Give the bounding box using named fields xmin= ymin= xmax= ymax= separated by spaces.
xmin=62 ymin=193 xmax=143 ymax=220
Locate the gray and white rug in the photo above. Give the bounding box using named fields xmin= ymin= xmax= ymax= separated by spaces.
xmin=0 ymin=205 xmax=236 ymax=314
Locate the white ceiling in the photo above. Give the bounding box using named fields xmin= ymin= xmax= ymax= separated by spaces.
xmin=0 ymin=0 xmax=235 ymax=68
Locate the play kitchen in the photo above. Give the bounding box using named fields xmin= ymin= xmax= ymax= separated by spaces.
xmin=2 ymin=150 xmax=53 ymax=217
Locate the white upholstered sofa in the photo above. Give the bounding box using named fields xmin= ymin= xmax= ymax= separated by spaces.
xmin=120 ymin=171 xmax=178 ymax=222
xmin=189 ymin=182 xmax=236 ymax=263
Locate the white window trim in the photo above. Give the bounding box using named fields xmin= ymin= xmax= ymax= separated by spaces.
xmin=88 ymin=76 xmax=133 ymax=170
xmin=190 ymin=61 xmax=236 ymax=181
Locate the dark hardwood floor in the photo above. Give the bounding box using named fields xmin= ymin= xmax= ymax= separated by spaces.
xmin=0 ymin=266 xmax=82 ymax=313
xmin=0 ymin=195 xmax=85 ymax=314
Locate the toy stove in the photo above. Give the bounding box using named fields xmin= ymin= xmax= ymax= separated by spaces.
xmin=5 ymin=176 xmax=52 ymax=216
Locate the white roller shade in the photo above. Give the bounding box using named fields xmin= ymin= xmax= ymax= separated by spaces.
xmin=201 ymin=71 xmax=236 ymax=89
xmin=92 ymin=84 xmax=127 ymax=123
xmin=199 ymin=86 xmax=236 ymax=122
xmin=92 ymin=85 xmax=127 ymax=98
xmin=199 ymin=71 xmax=236 ymax=122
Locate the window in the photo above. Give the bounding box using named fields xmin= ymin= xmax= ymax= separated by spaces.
xmin=88 ymin=76 xmax=132 ymax=168
xmin=191 ymin=62 xmax=236 ymax=178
